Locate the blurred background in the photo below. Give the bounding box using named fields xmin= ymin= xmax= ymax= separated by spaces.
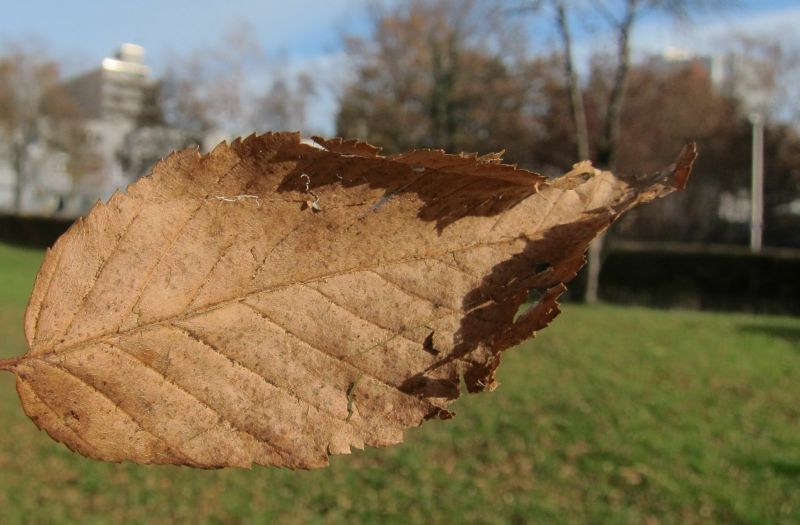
xmin=0 ymin=1 xmax=798 ymax=524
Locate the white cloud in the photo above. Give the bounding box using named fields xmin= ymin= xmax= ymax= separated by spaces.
xmin=631 ymin=3 xmax=800 ymax=56
xmin=557 ymin=2 xmax=799 ymax=85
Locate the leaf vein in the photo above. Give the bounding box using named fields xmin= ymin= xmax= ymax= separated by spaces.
xmin=430 ymin=256 xmax=479 ymax=280
xmin=30 ymin=242 xmax=65 ymax=342
xmin=239 ymin=300 xmax=421 ymax=403
xmin=61 ymin=201 xmax=145 ymax=339
xmin=364 ymin=269 xmax=460 ymax=313
xmin=20 ymin=379 xmax=95 ymax=454
xmin=108 ymin=340 xmax=294 ymax=460
xmin=168 ymin=323 xmax=352 ymax=425
xmin=114 ymin=202 xmax=205 ymax=332
xmin=40 ymin=238 xmax=522 ymax=356
xmin=303 ymin=284 xmax=427 ymax=351
xmin=182 ymin=237 xmax=239 ymax=312
xmin=37 ymin=359 xmax=193 ymax=463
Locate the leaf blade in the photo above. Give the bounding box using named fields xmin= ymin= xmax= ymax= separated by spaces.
xmin=9 ymin=133 xmax=696 ymax=468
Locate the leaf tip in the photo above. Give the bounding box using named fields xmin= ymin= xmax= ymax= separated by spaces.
xmin=670 ymin=142 xmax=698 ymax=191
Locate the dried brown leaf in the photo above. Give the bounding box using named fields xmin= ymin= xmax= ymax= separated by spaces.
xmin=0 ymin=133 xmax=697 ymax=468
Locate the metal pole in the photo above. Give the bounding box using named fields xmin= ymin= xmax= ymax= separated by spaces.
xmin=749 ymin=113 xmax=764 ymax=252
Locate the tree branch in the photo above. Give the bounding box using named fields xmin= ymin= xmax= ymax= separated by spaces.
xmin=598 ymin=0 xmax=639 ymax=170
xmin=589 ymin=0 xmax=621 ymax=26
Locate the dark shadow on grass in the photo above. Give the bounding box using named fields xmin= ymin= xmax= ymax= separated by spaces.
xmin=735 ymin=456 xmax=800 ymax=479
xmin=768 ymin=459 xmax=800 ymax=478
xmin=737 ymin=323 xmax=800 ymax=348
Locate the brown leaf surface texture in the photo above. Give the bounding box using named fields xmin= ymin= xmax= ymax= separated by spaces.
xmin=0 ymin=133 xmax=696 ymax=468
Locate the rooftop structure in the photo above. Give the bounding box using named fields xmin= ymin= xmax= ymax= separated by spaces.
xmin=65 ymin=43 xmax=154 ymax=121
xmin=0 ymin=44 xmax=167 ymax=217
xmin=649 ymin=47 xmax=723 ymax=86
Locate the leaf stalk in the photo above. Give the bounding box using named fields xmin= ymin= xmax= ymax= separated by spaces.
xmin=0 ymin=356 xmax=20 ymax=372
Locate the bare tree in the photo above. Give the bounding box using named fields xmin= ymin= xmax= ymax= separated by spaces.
xmin=159 ymin=21 xmax=319 ymax=144
xmin=337 ymin=0 xmax=543 ymax=164
xmin=253 ymin=61 xmax=316 ymax=132
xmin=0 ymin=41 xmax=93 ymax=212
xmin=716 ymin=33 xmax=800 ymax=247
xmin=159 ymin=21 xmax=265 ymax=142
xmin=515 ymin=0 xmax=725 ymax=302
xmin=721 ymin=34 xmax=800 ymax=122
xmin=553 ymin=0 xmax=590 ymax=161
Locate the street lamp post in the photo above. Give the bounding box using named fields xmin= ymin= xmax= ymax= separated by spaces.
xmin=749 ymin=113 xmax=764 ymax=253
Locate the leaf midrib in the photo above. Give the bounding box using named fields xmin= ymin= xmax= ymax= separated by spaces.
xmin=27 ymin=235 xmax=526 ymax=362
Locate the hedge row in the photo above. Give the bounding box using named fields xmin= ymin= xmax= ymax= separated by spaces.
xmin=0 ymin=213 xmax=74 ymax=249
xmin=2 ymin=215 xmax=798 ymax=315
xmin=594 ymin=243 xmax=800 ymax=315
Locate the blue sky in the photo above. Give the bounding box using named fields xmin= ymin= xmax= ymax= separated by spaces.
xmin=1 ymin=1 xmax=363 ymax=71
xmin=2 ymin=0 xmax=797 ymax=133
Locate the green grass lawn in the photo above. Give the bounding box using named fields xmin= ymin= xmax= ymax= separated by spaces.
xmin=0 ymin=241 xmax=798 ymax=524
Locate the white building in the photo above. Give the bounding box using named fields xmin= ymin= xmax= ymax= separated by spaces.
xmin=1 ymin=44 xmax=190 ymax=217
xmin=64 ymin=44 xmax=156 ymax=212
xmin=649 ymin=47 xmax=723 ymax=86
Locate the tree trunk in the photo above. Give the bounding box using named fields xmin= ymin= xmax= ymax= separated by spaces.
xmin=585 ymin=0 xmax=638 ymax=303
xmin=554 ymin=0 xmax=590 ymax=161
xmin=584 ymin=234 xmax=605 ymax=303
xmin=597 ymin=0 xmax=637 ymax=171
xmin=554 ymin=0 xmax=598 ymax=301
xmin=11 ymin=141 xmax=25 ymax=213
xmin=429 ymin=33 xmax=459 ymax=152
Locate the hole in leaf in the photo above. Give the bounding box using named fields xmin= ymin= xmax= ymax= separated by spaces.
xmin=423 ymin=331 xmax=438 ymax=355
